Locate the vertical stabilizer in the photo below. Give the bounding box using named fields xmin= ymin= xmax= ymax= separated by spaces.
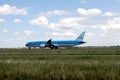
xmin=76 ymin=31 xmax=86 ymax=40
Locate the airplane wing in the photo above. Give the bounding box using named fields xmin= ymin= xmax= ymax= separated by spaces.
xmin=45 ymin=39 xmax=52 ymax=47
xmin=45 ymin=39 xmax=58 ymax=49
xmin=45 ymin=39 xmax=55 ymax=49
xmin=46 ymin=39 xmax=52 ymax=45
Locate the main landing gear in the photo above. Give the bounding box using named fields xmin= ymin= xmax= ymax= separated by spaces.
xmin=50 ymin=45 xmax=58 ymax=49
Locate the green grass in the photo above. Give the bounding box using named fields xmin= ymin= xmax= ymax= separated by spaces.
xmin=0 ymin=47 xmax=120 ymax=80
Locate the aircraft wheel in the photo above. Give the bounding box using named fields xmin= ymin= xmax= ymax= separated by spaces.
xmin=55 ymin=46 xmax=58 ymax=49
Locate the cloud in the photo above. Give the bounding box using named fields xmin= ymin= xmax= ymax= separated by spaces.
xmin=103 ymin=12 xmax=116 ymax=17
xmin=29 ymin=8 xmax=102 ymax=32
xmin=29 ymin=16 xmax=49 ymax=26
xmin=2 ymin=29 xmax=8 ymax=33
xmin=40 ymin=10 xmax=68 ymax=17
xmin=0 ymin=4 xmax=27 ymax=15
xmin=77 ymin=8 xmax=102 ymax=16
xmin=107 ymin=17 xmax=120 ymax=24
xmin=99 ymin=17 xmax=120 ymax=39
xmin=24 ymin=30 xmax=33 ymax=36
xmin=49 ymin=17 xmax=86 ymax=31
xmin=0 ymin=18 xmax=6 ymax=23
xmin=80 ymin=0 xmax=87 ymax=3
xmin=86 ymin=32 xmax=95 ymax=36
xmin=14 ymin=32 xmax=20 ymax=35
xmin=52 ymin=32 xmax=76 ymax=36
xmin=14 ymin=19 xmax=22 ymax=23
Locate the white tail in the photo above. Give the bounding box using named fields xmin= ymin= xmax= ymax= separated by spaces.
xmin=76 ymin=31 xmax=86 ymax=40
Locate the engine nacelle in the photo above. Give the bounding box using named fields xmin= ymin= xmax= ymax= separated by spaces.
xmin=39 ymin=44 xmax=46 ymax=48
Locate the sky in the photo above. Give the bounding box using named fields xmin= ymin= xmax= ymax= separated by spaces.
xmin=0 ymin=0 xmax=120 ymax=48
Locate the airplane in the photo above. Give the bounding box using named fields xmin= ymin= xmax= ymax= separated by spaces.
xmin=25 ymin=31 xmax=86 ymax=49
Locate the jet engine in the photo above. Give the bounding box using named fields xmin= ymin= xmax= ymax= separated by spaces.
xmin=39 ymin=44 xmax=46 ymax=48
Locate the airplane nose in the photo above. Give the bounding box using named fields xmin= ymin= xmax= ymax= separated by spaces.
xmin=25 ymin=43 xmax=29 ymax=46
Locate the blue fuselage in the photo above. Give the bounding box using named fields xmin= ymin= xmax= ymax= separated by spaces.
xmin=25 ymin=40 xmax=85 ymax=48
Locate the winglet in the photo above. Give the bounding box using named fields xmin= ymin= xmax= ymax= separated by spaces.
xmin=76 ymin=31 xmax=86 ymax=40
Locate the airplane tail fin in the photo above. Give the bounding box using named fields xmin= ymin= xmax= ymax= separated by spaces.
xmin=76 ymin=31 xmax=86 ymax=40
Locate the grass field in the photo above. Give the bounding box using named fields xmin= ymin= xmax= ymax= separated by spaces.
xmin=0 ymin=47 xmax=120 ymax=80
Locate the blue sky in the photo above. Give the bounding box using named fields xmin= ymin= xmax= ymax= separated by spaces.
xmin=0 ymin=0 xmax=120 ymax=48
